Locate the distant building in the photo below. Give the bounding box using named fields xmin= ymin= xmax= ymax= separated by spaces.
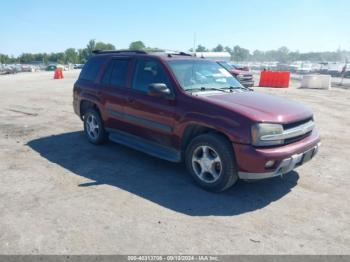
xmin=192 ymin=52 xmax=231 ymax=61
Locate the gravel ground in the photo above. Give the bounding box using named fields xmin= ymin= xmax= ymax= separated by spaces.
xmin=0 ymin=71 xmax=349 ymax=254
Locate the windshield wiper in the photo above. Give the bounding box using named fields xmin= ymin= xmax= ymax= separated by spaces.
xmin=222 ymin=86 xmax=254 ymax=92
xmin=187 ymin=87 xmax=230 ymax=93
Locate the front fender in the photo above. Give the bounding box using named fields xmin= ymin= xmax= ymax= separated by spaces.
xmin=175 ymin=112 xmax=251 ymax=145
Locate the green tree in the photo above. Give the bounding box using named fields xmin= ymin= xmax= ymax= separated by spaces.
xmin=78 ymin=49 xmax=88 ymax=64
xmin=144 ymin=47 xmax=164 ymax=52
xmin=195 ymin=44 xmax=208 ymax=52
xmin=213 ymin=44 xmax=224 ymax=52
xmin=0 ymin=54 xmax=11 ymax=64
xmin=19 ymin=53 xmax=34 ymax=63
xmin=86 ymin=39 xmax=96 ymax=58
xmin=224 ymin=46 xmax=232 ymax=53
xmin=64 ymin=48 xmax=79 ymax=64
xmin=251 ymin=50 xmax=265 ymax=61
xmin=95 ymin=42 xmax=116 ymax=51
xmin=276 ymin=46 xmax=290 ymax=63
xmin=232 ymin=45 xmax=250 ymax=61
xmin=129 ymin=41 xmax=146 ymax=50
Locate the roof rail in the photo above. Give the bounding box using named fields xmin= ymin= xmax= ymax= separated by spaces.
xmin=156 ymin=50 xmax=193 ymax=57
xmin=92 ymin=50 xmax=148 ymax=55
xmin=174 ymin=52 xmax=192 ymax=57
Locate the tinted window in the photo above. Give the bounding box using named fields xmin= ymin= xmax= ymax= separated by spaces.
xmin=101 ymin=61 xmax=113 ymax=85
xmin=101 ymin=59 xmax=129 ymax=87
xmin=110 ymin=60 xmax=129 ymax=87
xmin=132 ymin=60 xmax=171 ymax=92
xmin=79 ymin=56 xmax=105 ymax=82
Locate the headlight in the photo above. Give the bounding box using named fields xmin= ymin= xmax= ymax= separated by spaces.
xmin=251 ymin=123 xmax=284 ymax=146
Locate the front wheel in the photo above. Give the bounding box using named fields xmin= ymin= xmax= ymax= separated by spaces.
xmin=185 ymin=133 xmax=238 ymax=192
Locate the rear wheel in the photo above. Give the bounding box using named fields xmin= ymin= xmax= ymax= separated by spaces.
xmin=83 ymin=108 xmax=107 ymax=145
xmin=185 ymin=133 xmax=238 ymax=192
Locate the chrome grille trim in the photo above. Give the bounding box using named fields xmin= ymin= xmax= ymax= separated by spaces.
xmin=261 ymin=120 xmax=314 ymax=141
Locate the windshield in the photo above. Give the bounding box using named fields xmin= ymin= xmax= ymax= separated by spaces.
xmin=167 ymin=60 xmax=243 ymax=91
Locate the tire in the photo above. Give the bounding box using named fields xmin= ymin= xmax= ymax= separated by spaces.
xmin=83 ymin=108 xmax=107 ymax=145
xmin=185 ymin=133 xmax=238 ymax=192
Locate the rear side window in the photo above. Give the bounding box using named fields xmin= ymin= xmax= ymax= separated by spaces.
xmin=79 ymin=56 xmax=105 ymax=82
xmin=102 ymin=59 xmax=129 ymax=87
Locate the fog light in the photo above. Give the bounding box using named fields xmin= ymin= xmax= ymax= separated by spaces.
xmin=265 ymin=160 xmax=275 ymax=168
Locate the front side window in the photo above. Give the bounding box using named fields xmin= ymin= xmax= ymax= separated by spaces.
xmin=168 ymin=60 xmax=242 ymax=91
xmin=132 ymin=59 xmax=171 ymax=93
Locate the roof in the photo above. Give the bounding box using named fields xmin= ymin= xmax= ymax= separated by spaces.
xmin=91 ymin=49 xmax=204 ymax=61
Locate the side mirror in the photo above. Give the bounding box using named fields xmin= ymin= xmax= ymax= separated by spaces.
xmin=148 ymin=83 xmax=172 ymax=97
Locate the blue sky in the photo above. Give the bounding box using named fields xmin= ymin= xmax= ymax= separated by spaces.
xmin=1 ymin=0 xmax=349 ymax=56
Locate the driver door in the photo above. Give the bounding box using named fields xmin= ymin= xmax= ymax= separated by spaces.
xmin=122 ymin=58 xmax=177 ymax=148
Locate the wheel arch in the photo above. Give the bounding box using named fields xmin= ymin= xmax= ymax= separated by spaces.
xmin=79 ymin=100 xmax=101 ymax=120
xmin=181 ymin=123 xmax=232 ymax=153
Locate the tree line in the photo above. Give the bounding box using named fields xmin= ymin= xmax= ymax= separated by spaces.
xmin=192 ymin=44 xmax=349 ymax=63
xmin=1 ymin=40 xmax=349 ymax=64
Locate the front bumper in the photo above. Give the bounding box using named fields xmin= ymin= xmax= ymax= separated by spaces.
xmin=238 ymin=142 xmax=320 ymax=179
xmin=233 ymin=129 xmax=321 ymax=180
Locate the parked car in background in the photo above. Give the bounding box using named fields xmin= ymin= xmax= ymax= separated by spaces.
xmin=217 ymin=61 xmax=254 ymax=87
xmin=276 ymin=63 xmax=290 ymax=71
xmin=73 ymin=50 xmax=320 ymax=192
xmin=2 ymin=64 xmax=20 ymax=74
xmin=344 ymin=64 xmax=350 ymax=78
xmin=318 ymin=62 xmax=329 ymax=75
xmin=296 ymin=63 xmax=313 ymax=74
xmin=21 ymin=65 xmax=36 ymax=72
xmin=232 ymin=64 xmax=249 ymax=71
xmin=289 ymin=61 xmax=302 ymax=73
xmin=261 ymin=62 xmax=278 ymax=71
xmin=74 ymin=64 xmax=84 ymax=69
xmin=46 ymin=64 xmax=57 ymax=71
xmin=311 ymin=63 xmax=321 ymax=73
xmin=328 ymin=62 xmax=343 ymax=77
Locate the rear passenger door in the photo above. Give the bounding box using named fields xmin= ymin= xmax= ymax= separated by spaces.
xmin=100 ymin=58 xmax=131 ymax=131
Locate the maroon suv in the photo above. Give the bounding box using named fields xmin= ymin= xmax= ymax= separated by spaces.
xmin=73 ymin=50 xmax=320 ymax=192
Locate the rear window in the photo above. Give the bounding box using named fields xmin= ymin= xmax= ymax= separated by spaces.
xmin=79 ymin=56 xmax=105 ymax=82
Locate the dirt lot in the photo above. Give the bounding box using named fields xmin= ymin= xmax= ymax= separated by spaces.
xmin=0 ymin=71 xmax=349 ymax=254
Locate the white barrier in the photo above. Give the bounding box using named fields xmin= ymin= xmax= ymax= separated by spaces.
xmin=301 ymin=75 xmax=331 ymax=89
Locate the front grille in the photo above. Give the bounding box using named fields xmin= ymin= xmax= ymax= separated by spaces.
xmin=282 ymin=117 xmax=314 ymax=145
xmin=284 ymin=131 xmax=312 ymax=145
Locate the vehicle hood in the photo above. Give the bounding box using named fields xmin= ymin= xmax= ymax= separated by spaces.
xmin=229 ymin=68 xmax=251 ymax=75
xmin=197 ymin=91 xmax=313 ymax=123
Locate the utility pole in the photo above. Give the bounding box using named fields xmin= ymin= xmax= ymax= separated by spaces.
xmin=193 ymin=32 xmax=197 ymax=53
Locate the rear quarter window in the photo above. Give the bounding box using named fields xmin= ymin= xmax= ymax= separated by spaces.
xmin=79 ymin=56 xmax=105 ymax=82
